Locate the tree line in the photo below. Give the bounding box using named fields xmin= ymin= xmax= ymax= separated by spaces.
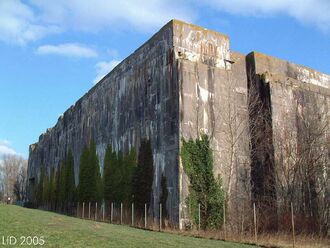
xmin=34 ymin=135 xmax=223 ymax=229
xmin=34 ymin=139 xmax=157 ymax=216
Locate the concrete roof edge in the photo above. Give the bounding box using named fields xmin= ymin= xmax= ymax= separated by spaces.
xmin=248 ymin=51 xmax=330 ymax=77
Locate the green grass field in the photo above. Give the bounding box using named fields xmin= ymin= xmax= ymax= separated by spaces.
xmin=0 ymin=205 xmax=256 ymax=248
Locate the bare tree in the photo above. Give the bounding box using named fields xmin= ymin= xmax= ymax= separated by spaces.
xmin=0 ymin=171 xmax=4 ymax=202
xmin=0 ymin=154 xmax=27 ymax=202
xmin=274 ymin=91 xmax=330 ymax=235
xmin=13 ymin=161 xmax=28 ymax=201
xmin=245 ymin=71 xmax=278 ymax=231
xmin=207 ymin=69 xmax=258 ymax=233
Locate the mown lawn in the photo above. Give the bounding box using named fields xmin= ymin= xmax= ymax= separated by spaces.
xmin=0 ymin=205 xmax=257 ymax=248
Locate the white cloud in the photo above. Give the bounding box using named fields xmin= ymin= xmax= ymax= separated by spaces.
xmin=202 ymin=0 xmax=330 ymax=32
xmin=29 ymin=0 xmax=195 ymax=32
xmin=0 ymin=140 xmax=17 ymax=157
xmin=0 ymin=0 xmax=61 ymax=45
xmin=0 ymin=0 xmax=195 ymax=45
xmin=93 ymin=60 xmax=121 ymax=84
xmin=1 ymin=0 xmax=329 ymax=46
xmin=36 ymin=43 xmax=98 ymax=58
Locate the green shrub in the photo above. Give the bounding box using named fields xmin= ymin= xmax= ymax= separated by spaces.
xmin=78 ymin=141 xmax=103 ymax=203
xmin=132 ymin=139 xmax=154 ymax=215
xmin=181 ymin=134 xmax=225 ymax=230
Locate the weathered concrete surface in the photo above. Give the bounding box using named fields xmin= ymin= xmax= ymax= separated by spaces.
xmin=246 ymin=52 xmax=330 ymax=229
xmin=178 ymin=47 xmax=251 ymax=227
xmin=28 ymin=20 xmax=330 ymax=229
xmin=28 ymin=20 xmax=180 ymax=222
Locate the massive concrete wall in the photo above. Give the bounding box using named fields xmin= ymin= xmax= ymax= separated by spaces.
xmin=28 ymin=20 xmax=330 ymax=229
xmin=28 ymin=20 xmax=181 ymax=222
xmin=27 ymin=20 xmax=238 ymax=224
xmin=177 ymin=39 xmax=251 ymax=226
xmin=246 ymin=52 xmax=330 ymax=229
xmin=248 ymin=52 xmax=330 ymax=185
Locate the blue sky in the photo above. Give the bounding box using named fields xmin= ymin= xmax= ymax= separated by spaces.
xmin=0 ymin=0 xmax=329 ymax=158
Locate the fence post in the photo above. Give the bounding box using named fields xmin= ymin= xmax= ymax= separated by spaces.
xmin=144 ymin=203 xmax=147 ymax=229
xmin=77 ymin=202 xmax=79 ymax=218
xmin=253 ymin=202 xmax=257 ymax=244
xmin=95 ymin=202 xmax=98 ymax=220
xmin=120 ymin=203 xmax=123 ymax=225
xmin=223 ymin=202 xmax=226 ymax=240
xmin=291 ymin=202 xmax=295 ymax=248
xmin=198 ymin=203 xmax=201 ymax=231
xmin=131 ymin=203 xmax=134 ymax=226
xmin=159 ymin=203 xmax=162 ymax=231
xmin=102 ymin=203 xmax=105 ymax=222
xmin=88 ymin=202 xmax=91 ymax=219
xmin=241 ymin=213 xmax=244 ymax=241
xmin=82 ymin=202 xmax=85 ymax=219
xmin=111 ymin=202 xmax=113 ymax=223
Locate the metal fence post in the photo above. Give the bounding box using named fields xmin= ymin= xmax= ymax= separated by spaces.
xmin=88 ymin=202 xmax=91 ymax=219
xmin=120 ymin=203 xmax=123 ymax=225
xmin=291 ymin=202 xmax=295 ymax=248
xmin=111 ymin=202 xmax=113 ymax=223
xmin=159 ymin=203 xmax=162 ymax=231
xmin=77 ymin=202 xmax=79 ymax=218
xmin=95 ymin=202 xmax=98 ymax=220
xmin=82 ymin=202 xmax=85 ymax=219
xmin=131 ymin=203 xmax=134 ymax=226
xmin=198 ymin=203 xmax=201 ymax=231
xmin=102 ymin=203 xmax=105 ymax=222
xmin=253 ymin=202 xmax=257 ymax=244
xmin=223 ymin=202 xmax=226 ymax=239
xmin=144 ymin=203 xmax=147 ymax=229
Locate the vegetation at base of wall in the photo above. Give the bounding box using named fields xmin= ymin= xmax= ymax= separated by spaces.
xmin=78 ymin=141 xmax=102 ymax=203
xmin=103 ymin=145 xmax=114 ymax=203
xmin=34 ymin=139 xmax=155 ymax=217
xmin=34 ymin=150 xmax=77 ymax=211
xmin=35 ymin=166 xmax=45 ymax=205
xmin=103 ymin=139 xmax=154 ymax=214
xmin=103 ymin=145 xmax=137 ymax=205
xmin=121 ymin=149 xmax=136 ymax=204
xmin=181 ymin=134 xmax=225 ymax=230
xmin=65 ymin=151 xmax=76 ymax=206
xmin=132 ymin=139 xmax=154 ymax=215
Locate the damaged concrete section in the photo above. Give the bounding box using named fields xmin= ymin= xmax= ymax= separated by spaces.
xmin=27 ymin=20 xmax=330 ymax=229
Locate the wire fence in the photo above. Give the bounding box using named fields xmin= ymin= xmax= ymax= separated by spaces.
xmin=34 ymin=200 xmax=304 ymax=247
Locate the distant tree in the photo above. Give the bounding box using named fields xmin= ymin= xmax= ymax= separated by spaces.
xmin=64 ymin=151 xmax=76 ymax=207
xmin=13 ymin=160 xmax=27 ymax=202
xmin=132 ymin=139 xmax=154 ymax=215
xmin=0 ymin=154 xmax=27 ymax=202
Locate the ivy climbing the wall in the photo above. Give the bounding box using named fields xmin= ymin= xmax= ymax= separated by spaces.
xmin=181 ymin=134 xmax=225 ymax=230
